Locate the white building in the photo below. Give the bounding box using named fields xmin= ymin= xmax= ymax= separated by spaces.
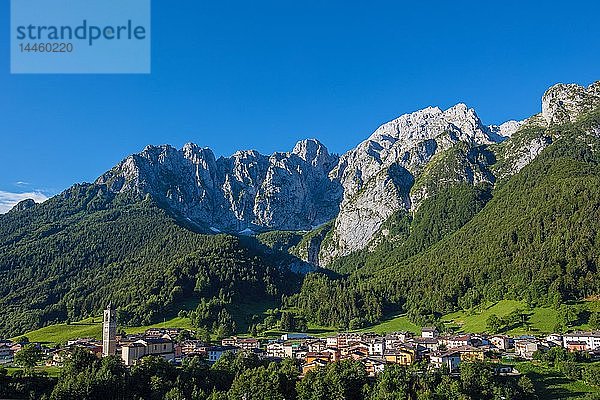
xmin=207 ymin=345 xmax=239 ymax=363
xmin=515 ymin=340 xmax=539 ymax=359
xmin=102 ymin=304 xmax=117 ymax=357
xmin=366 ymin=339 xmax=385 ymax=356
xmin=384 ymin=332 xmax=410 ymax=349
xmin=266 ymin=342 xmax=286 ymax=358
xmin=430 ymin=351 xmax=461 ymax=372
xmin=121 ymin=338 xmax=175 ymax=366
xmin=545 ymin=334 xmax=563 ymax=347
xmin=562 ymin=332 xmax=600 ymax=351
xmin=442 ymin=335 xmax=472 ymax=349
xmin=421 ymin=327 xmax=439 ymax=339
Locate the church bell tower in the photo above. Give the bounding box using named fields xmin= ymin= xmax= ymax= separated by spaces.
xmin=102 ymin=303 xmax=117 ymax=356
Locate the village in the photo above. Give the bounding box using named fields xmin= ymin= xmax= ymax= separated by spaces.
xmin=1 ymin=304 xmax=600 ymax=377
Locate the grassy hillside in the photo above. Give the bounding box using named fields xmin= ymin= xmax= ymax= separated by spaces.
xmin=356 ymin=314 xmax=421 ymax=335
xmin=515 ymin=362 xmax=600 ymax=399
xmin=15 ymin=317 xmax=103 ymax=345
xmin=441 ymin=299 xmax=600 ymax=335
xmin=14 ymin=298 xmax=280 ymax=346
xmin=13 ymin=315 xmax=194 ymax=346
xmin=340 ymin=299 xmax=599 ymax=337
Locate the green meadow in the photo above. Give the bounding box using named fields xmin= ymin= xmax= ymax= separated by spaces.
xmin=12 ymin=315 xmax=194 ymax=347
xmin=12 ymin=299 xmax=600 ymax=346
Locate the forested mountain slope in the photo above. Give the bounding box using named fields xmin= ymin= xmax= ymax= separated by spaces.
xmin=0 ymin=186 xmax=300 ymax=337
xmin=290 ymin=105 xmax=600 ymax=328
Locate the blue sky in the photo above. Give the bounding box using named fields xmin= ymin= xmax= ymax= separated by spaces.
xmin=1 ymin=0 xmax=599 ymax=211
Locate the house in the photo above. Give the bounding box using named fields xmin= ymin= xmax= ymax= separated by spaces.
xmin=306 ymin=339 xmax=327 ymax=353
xmin=421 ymin=327 xmax=439 ymax=339
xmin=384 ymin=332 xmax=410 ymax=349
xmin=365 ymin=339 xmax=385 ymax=356
xmin=221 ymin=337 xmax=237 ymax=347
xmin=430 ymin=351 xmax=461 ymax=372
xmin=361 ymin=332 xmax=380 ymax=341
xmin=206 ymin=345 xmax=239 ymax=363
xmin=10 ymin=343 xmax=23 ymax=353
xmin=222 ymin=337 xmax=261 ymax=350
xmin=344 ymin=333 xmax=363 ymax=346
xmin=305 ymin=352 xmax=332 ymax=364
xmin=562 ymin=332 xmax=600 ymax=351
xmin=514 ymin=340 xmax=538 ymax=359
xmin=470 ymin=336 xmax=489 ymax=347
xmin=326 ymin=336 xmax=338 ymax=348
xmin=179 ymin=340 xmax=208 ymax=356
xmin=46 ymin=349 xmax=68 ymax=367
xmin=302 ymin=359 xmax=329 ymax=375
xmin=384 ymin=346 xmax=416 ymax=366
xmin=341 ymin=343 xmax=369 ymax=358
xmin=363 ymin=357 xmax=386 ymax=377
xmin=266 ymin=342 xmax=286 ymax=359
xmin=453 ymin=345 xmax=485 ymax=362
xmin=441 ymin=335 xmax=472 ymax=349
xmin=145 ymin=328 xmax=181 ymax=338
xmin=321 ymin=348 xmax=341 ymax=362
xmin=237 ymin=338 xmax=260 ymax=350
xmin=67 ymin=338 xmax=99 ymax=346
xmin=62 ymin=339 xmax=103 ymax=357
xmin=411 ymin=337 xmax=439 ymax=352
xmin=121 ymin=338 xmax=176 ymax=366
xmin=545 ymin=334 xmax=563 ymax=347
xmin=490 ymin=335 xmax=511 ymax=351
xmin=0 ymin=344 xmax=14 ymax=365
xmin=346 ymin=347 xmax=369 ymax=361
xmin=330 ymin=333 xmax=361 ymax=348
xmin=294 ymin=349 xmax=308 ymax=360
xmin=566 ymin=341 xmax=587 ymax=352
xmin=284 ymin=342 xmax=307 ymax=359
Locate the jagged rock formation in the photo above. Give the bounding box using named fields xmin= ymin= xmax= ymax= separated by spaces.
xmin=319 ymin=104 xmax=512 ymax=262
xmin=96 ymin=139 xmax=341 ymax=232
xmin=542 ymin=81 xmax=600 ymax=125
xmin=93 ymin=80 xmax=600 ymax=265
xmin=489 ymin=120 xmax=524 ymax=138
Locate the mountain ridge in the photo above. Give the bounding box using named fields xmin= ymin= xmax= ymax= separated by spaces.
xmin=82 ymin=101 xmax=526 ymax=264
xmin=9 ymin=81 xmax=600 ymax=265
xmin=2 ymin=79 xmax=600 ymax=337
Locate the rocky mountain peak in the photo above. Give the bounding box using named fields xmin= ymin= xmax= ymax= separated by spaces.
xmin=89 ymin=79 xmax=599 ymax=266
xmin=365 ymin=103 xmax=495 ymax=150
xmin=292 ymin=138 xmax=335 ymax=169
xmin=182 ymin=142 xmax=216 ymax=164
xmin=542 ymin=81 xmax=600 ymax=125
xmin=488 ymin=120 xmax=525 ymax=139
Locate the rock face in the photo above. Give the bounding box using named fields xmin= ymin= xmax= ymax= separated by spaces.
xmin=94 ymin=80 xmax=600 ymax=265
xmin=489 ymin=120 xmax=524 ymax=138
xmin=320 ymin=104 xmax=505 ymax=262
xmin=542 ymin=81 xmax=600 ymax=125
xmin=97 ymin=139 xmax=341 ymax=232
